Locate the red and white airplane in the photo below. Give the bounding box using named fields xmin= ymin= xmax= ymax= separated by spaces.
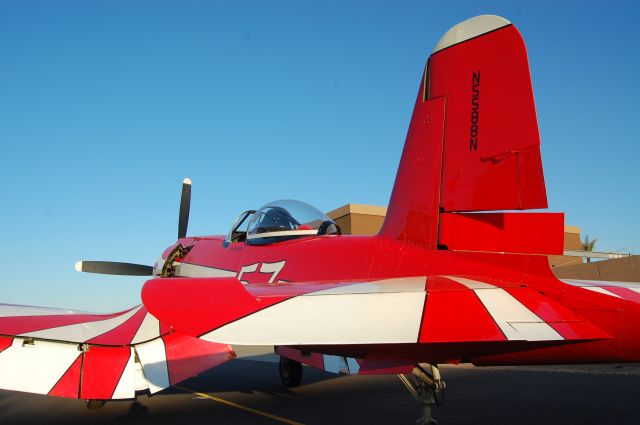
xmin=1 ymin=15 xmax=639 ymax=422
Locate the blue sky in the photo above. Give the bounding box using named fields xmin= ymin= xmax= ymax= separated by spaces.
xmin=1 ymin=0 xmax=639 ymax=312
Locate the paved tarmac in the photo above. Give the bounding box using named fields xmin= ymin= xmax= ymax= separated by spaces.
xmin=1 ymin=346 xmax=639 ymax=425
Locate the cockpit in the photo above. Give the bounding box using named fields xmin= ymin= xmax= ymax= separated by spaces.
xmin=226 ymin=200 xmax=341 ymax=245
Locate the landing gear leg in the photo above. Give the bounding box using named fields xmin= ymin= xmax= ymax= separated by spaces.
xmin=398 ymin=363 xmax=445 ymax=425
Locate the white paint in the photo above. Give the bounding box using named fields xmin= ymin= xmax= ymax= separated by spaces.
xmin=0 ymin=338 xmax=80 ymax=395
xmin=22 ymin=306 xmax=142 ymax=343
xmin=509 ymin=322 xmax=561 ymax=341
xmin=449 ymin=276 xmax=563 ymax=341
xmin=310 ymin=277 xmax=426 ymax=295
xmin=130 ymin=313 xmax=161 ymax=344
xmin=259 ymin=261 xmax=287 ymax=284
xmin=135 ymin=338 xmax=170 ymax=394
xmin=112 ymin=347 xmax=136 ymax=399
xmin=201 ymin=291 xmax=426 ymax=345
xmin=246 ymin=229 xmax=318 ymax=240
xmin=562 ymin=279 xmax=640 ymax=289
xmin=237 ymin=263 xmax=259 ymax=284
xmin=582 ymin=286 xmax=623 ymax=299
xmin=433 ymin=15 xmax=511 ymax=53
xmin=133 ymin=361 xmax=149 ymax=392
xmin=446 ymin=276 xmax=494 ymax=290
xmin=152 ymin=256 xmax=165 ymax=276
xmin=177 ymin=262 xmax=237 ymax=278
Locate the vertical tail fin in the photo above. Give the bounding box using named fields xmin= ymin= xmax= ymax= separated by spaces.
xmin=380 ymin=15 xmax=557 ymax=252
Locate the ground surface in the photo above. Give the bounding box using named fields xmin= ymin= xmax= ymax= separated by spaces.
xmin=1 ymin=346 xmax=639 ymax=425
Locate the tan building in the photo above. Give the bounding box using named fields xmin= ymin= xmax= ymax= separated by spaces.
xmin=326 ymin=203 xmax=639 ymax=282
xmin=327 ymin=204 xmax=387 ymax=236
xmin=548 ymin=225 xmax=583 ymax=268
xmin=552 ymin=256 xmax=640 ymax=282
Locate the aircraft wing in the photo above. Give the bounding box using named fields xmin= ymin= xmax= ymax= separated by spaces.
xmin=142 ymin=275 xmax=611 ymax=348
xmin=0 ymin=303 xmax=234 ymax=400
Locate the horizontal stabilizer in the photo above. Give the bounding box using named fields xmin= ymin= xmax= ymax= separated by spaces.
xmin=438 ymin=212 xmax=564 ymax=255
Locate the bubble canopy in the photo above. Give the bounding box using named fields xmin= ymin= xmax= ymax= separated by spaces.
xmin=245 ymin=200 xmax=340 ymax=244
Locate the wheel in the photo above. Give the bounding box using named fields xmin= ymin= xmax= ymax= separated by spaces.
xmin=85 ymin=399 xmax=106 ymax=410
xmin=279 ymin=357 xmax=303 ymax=387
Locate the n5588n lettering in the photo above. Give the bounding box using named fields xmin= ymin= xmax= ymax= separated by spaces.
xmin=469 ymin=71 xmax=480 ymax=151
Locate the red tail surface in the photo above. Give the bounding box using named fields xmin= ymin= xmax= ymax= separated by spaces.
xmin=380 ymin=15 xmax=560 ymax=254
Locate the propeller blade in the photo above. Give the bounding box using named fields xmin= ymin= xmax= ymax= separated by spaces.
xmin=178 ymin=177 xmax=191 ymax=239
xmin=75 ymin=261 xmax=154 ymax=276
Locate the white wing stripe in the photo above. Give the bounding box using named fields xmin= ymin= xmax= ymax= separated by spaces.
xmin=130 ymin=313 xmax=161 ymax=344
xmin=0 ymin=338 xmax=80 ymax=395
xmin=135 ymin=338 xmax=170 ymax=394
xmin=201 ymin=291 xmax=426 ymax=345
xmin=582 ymin=286 xmax=623 ymax=298
xmin=21 ymin=306 xmax=143 ymax=343
xmin=447 ymin=276 xmax=563 ymax=342
xmin=111 ymin=347 xmax=136 ymax=399
xmin=309 ymin=277 xmax=426 ymax=295
xmin=562 ymin=279 xmax=640 ymax=289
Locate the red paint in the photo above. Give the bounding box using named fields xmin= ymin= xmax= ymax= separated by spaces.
xmin=163 ymin=332 xmax=235 ymax=385
xmin=142 ymin=277 xmax=290 ymax=337
xmin=80 ymin=346 xmax=131 ymax=400
xmin=420 ymin=278 xmax=506 ymax=343
xmin=88 ymin=307 xmax=148 ymax=345
xmin=618 ymin=300 xmax=640 ymax=356
xmin=439 ymin=212 xmax=564 ymax=255
xmin=504 ymin=287 xmax=611 ymax=340
xmin=0 ymin=311 xmax=126 ymax=336
xmin=429 ymin=24 xmax=547 ymax=211
xmin=48 ymin=354 xmax=82 ymax=398
xmin=276 ymin=346 xmax=325 ymax=370
xmin=504 ymin=287 xmax=576 ymax=322
xmin=378 ymin=97 xmax=446 ymax=249
xmin=0 ymin=336 xmax=12 ymax=353
xmin=358 ymin=354 xmax=415 ymax=375
xmin=160 ymin=321 xmax=172 ymax=335
xmin=603 ymin=287 xmax=640 ymax=303
xmin=246 ymin=280 xmax=365 ymax=297
xmin=5 ymin=18 xmax=640 ymax=405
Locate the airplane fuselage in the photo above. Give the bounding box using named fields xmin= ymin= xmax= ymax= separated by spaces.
xmin=161 ymin=234 xmax=640 ymax=367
